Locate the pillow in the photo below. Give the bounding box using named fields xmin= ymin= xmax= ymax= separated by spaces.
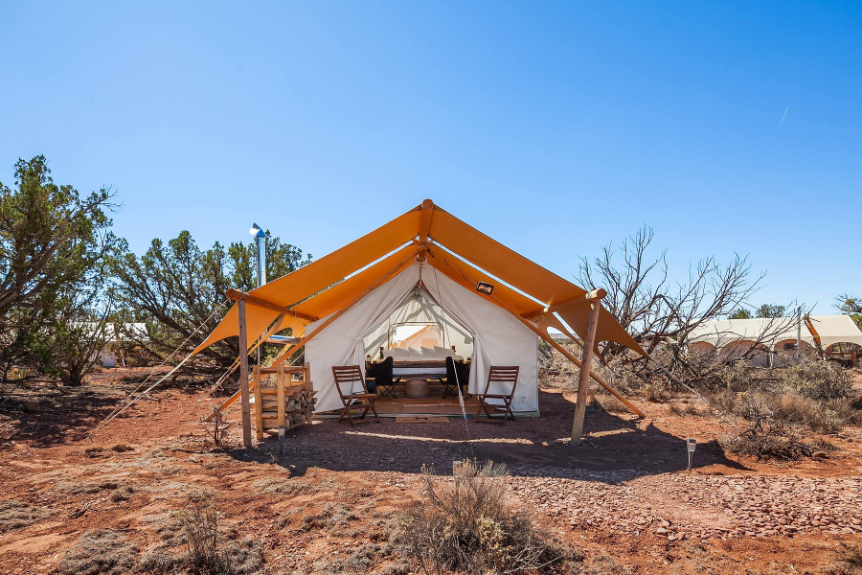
xmin=384 ymin=348 xmax=407 ymax=359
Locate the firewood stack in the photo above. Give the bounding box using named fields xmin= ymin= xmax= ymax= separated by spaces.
xmin=252 ymin=365 xmax=316 ymax=439
xmin=285 ymin=384 xmax=316 ymax=427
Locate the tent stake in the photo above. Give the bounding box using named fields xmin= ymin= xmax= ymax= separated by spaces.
xmin=571 ymin=292 xmax=602 ymax=445
xmin=238 ymin=298 xmax=253 ymax=448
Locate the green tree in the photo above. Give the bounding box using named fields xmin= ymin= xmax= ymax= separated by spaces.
xmin=0 ymin=156 xmax=118 ymax=382
xmin=729 ymin=308 xmax=753 ymax=319
xmin=755 ymin=304 xmax=786 ymax=318
xmin=836 ymin=294 xmax=862 ymax=329
xmin=109 ymin=231 xmax=310 ymax=368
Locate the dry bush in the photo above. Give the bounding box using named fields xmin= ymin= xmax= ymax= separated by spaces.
xmin=669 ymin=400 xmax=703 ymax=417
xmin=777 ymin=361 xmax=852 ymax=400
xmin=719 ymin=429 xmax=814 ymax=461
xmin=200 ymin=408 xmax=234 ymax=450
xmin=0 ymin=500 xmax=51 ymax=532
xmin=771 ymin=395 xmax=860 ymax=435
xmin=179 ymin=490 xmax=263 ymax=575
xmin=707 ymin=390 xmax=737 ymax=416
xmin=58 ymin=529 xmax=138 ymax=575
xmin=591 ymin=392 xmax=627 ymax=414
xmin=833 ymin=542 xmax=862 ymax=575
xmin=397 ymin=460 xmax=578 ymax=575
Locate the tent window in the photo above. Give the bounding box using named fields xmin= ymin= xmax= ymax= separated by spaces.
xmin=390 ymin=322 xmax=444 ymax=349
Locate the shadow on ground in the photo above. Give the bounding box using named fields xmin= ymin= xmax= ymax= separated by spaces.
xmin=239 ymin=390 xmax=748 ymax=483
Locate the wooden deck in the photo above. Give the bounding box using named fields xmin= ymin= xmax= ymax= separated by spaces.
xmin=369 ymin=382 xmax=478 ymax=417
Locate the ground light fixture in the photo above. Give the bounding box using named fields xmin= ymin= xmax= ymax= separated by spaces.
xmin=476 ymin=281 xmax=494 ymax=295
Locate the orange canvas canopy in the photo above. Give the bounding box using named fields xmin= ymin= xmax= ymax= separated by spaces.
xmin=192 ymin=200 xmax=647 ymax=359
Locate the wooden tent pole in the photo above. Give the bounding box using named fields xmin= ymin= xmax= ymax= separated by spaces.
xmin=428 ymin=261 xmax=645 ymax=418
xmin=237 ymin=299 xmax=253 ymax=448
xmin=571 ymin=293 xmax=602 ymax=445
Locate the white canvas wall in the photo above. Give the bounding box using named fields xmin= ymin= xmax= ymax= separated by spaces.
xmin=305 ymin=262 xmax=539 ymax=414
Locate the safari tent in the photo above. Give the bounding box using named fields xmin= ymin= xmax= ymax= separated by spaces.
xmin=688 ymin=315 xmax=862 ymax=366
xmin=193 ymin=200 xmax=648 ymax=444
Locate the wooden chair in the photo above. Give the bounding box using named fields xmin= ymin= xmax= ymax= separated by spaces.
xmin=332 ymin=365 xmax=380 ymax=427
xmin=475 ymin=366 xmax=519 ymax=423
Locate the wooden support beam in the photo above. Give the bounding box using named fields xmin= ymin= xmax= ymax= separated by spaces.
xmin=237 ymin=299 xmax=252 ymax=448
xmin=571 ymin=294 xmax=602 ymax=445
xmin=252 ymin=365 xmax=263 ymax=441
xmin=419 ymin=198 xmax=434 ymax=243
xmin=277 ymin=365 xmax=286 ymax=429
xmin=429 ymin=261 xmax=645 ymax=418
xmin=523 ymin=288 xmax=608 ymax=320
xmin=226 ymin=288 xmax=319 ymax=323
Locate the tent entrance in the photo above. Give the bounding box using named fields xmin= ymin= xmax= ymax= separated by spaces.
xmin=360 ymin=283 xmax=476 ymax=415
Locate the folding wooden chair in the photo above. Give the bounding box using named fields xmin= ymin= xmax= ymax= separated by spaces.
xmin=332 ymin=365 xmax=380 ymax=427
xmin=475 ymin=366 xmax=519 ymax=423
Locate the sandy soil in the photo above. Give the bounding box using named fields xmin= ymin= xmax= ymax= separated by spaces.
xmin=1 ymin=371 xmax=861 ymax=574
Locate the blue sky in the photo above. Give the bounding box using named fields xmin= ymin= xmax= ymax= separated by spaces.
xmin=1 ymin=1 xmax=859 ymax=313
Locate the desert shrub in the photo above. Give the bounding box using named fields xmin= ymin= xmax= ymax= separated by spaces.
xmin=181 ymin=491 xmax=221 ymax=570
xmin=179 ymin=491 xmax=264 ymax=575
xmin=137 ymin=549 xmax=184 ymax=574
xmin=58 ymin=529 xmax=138 ymax=575
xmin=669 ymin=400 xmax=703 ymax=417
xmin=200 ymin=408 xmax=234 ymax=450
xmin=707 ymin=390 xmax=737 ymax=416
xmin=833 ymin=542 xmax=862 ymax=575
xmin=775 ymin=361 xmax=851 ymax=400
xmin=591 ymin=392 xmax=627 ymax=413
xmin=771 ymin=395 xmax=860 ymax=434
xmin=110 ymin=485 xmax=134 ymax=502
xmin=0 ymin=500 xmax=50 ymax=532
xmin=719 ymin=429 xmax=814 ymax=461
xmin=397 ymin=460 xmax=578 ymax=575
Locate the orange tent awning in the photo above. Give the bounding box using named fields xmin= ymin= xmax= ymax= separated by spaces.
xmin=191 ymin=199 xmax=647 ymax=359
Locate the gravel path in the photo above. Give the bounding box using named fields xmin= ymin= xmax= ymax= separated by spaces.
xmin=505 ymin=470 xmax=862 ymax=541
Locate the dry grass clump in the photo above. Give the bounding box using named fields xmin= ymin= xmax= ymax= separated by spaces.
xmin=719 ymin=394 xmax=842 ymax=460
xmin=719 ymin=429 xmax=815 ymax=461
xmin=176 ymin=490 xmax=264 ymax=575
xmin=832 ymin=542 xmax=862 ymax=575
xmin=771 ymin=394 xmax=860 ymax=435
xmin=591 ymin=392 xmax=628 ymax=414
xmin=57 ymin=529 xmax=138 ymax=575
xmin=0 ymin=500 xmax=51 ymax=532
xmin=397 ymin=460 xmax=579 ymax=575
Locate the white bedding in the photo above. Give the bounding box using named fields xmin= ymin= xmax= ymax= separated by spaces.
xmin=383 ymin=346 xmax=463 ymax=361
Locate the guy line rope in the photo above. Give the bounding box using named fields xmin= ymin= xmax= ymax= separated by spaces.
xmin=89 ymin=301 xmax=228 ymax=439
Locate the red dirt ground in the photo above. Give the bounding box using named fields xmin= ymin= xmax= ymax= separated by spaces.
xmin=1 ymin=370 xmax=861 ymax=574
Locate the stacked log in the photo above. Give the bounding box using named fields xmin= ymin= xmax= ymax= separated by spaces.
xmin=286 ymin=385 xmax=316 ymax=427
xmin=255 ymin=381 xmax=316 ymax=435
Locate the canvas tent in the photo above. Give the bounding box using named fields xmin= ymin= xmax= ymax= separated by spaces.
xmin=193 ymin=200 xmax=649 ymax=423
xmin=688 ymin=315 xmax=862 ymax=366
